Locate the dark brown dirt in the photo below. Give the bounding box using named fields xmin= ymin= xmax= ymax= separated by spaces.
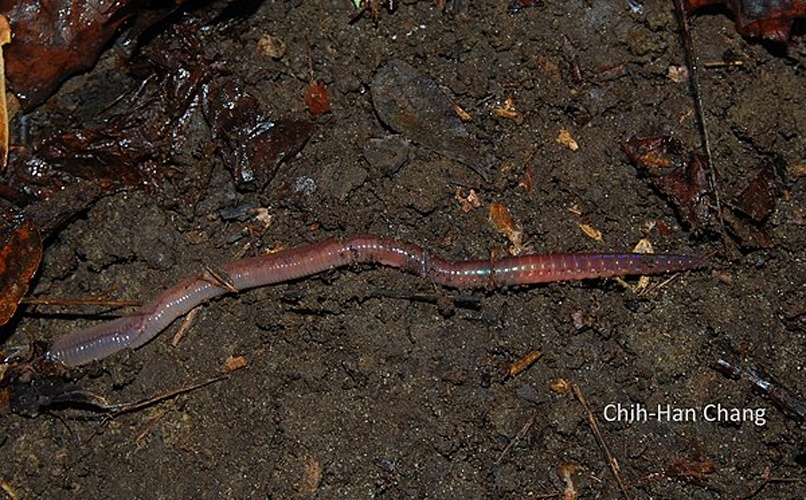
xmin=2 ymin=0 xmax=804 ymax=497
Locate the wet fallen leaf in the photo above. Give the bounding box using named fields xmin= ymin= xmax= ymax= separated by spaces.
xmin=685 ymin=0 xmax=806 ymax=41
xmin=0 ymin=213 xmax=42 ymax=326
xmin=0 ymin=0 xmax=133 ymax=111
xmin=733 ymin=158 xmax=780 ymax=222
xmin=621 ymin=135 xmax=688 ymax=170
xmin=22 ymin=18 xmax=314 ymax=190
xmin=621 ymin=136 xmax=712 ymax=227
xmin=720 ymin=158 xmax=781 ymax=248
xmin=15 ymin=180 xmax=106 ymax=240
xmin=722 ymin=208 xmax=773 ymax=248
xmin=622 ymin=135 xmax=784 ymax=248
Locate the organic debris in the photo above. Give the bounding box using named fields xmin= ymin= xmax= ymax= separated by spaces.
xmin=222 ymin=355 xmax=249 ymax=374
xmin=0 ymin=0 xmax=157 ymax=111
xmin=621 ymin=136 xmax=713 ymax=227
xmin=713 ymin=356 xmax=806 ymax=422
xmin=505 ymin=350 xmax=542 ymax=378
xmin=622 ymin=135 xmax=784 ymax=248
xmin=508 ymin=0 xmax=543 ymax=14
xmin=578 ymin=223 xmax=604 ymax=243
xmin=557 ymin=128 xmax=579 ymax=151
xmin=18 ymin=18 xmax=313 ymax=190
xmin=257 ymin=33 xmax=287 ymax=59
xmin=0 ymin=212 xmax=41 ymax=326
xmin=491 ymin=96 xmax=524 ymax=125
xmin=685 ymin=0 xmax=806 ymax=41
xmin=732 ymin=158 xmax=779 ymax=223
xmin=304 ymin=81 xmax=331 ymax=118
xmin=351 ymin=0 xmax=397 ymax=23
xmin=488 ymin=202 xmax=525 ymax=254
xmin=0 ymin=15 xmax=10 ymax=170
xmin=303 ymin=41 xmax=331 ymax=118
xmin=455 ymin=188 xmax=481 ymax=213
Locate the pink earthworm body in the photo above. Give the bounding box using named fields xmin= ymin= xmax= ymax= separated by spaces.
xmin=47 ymin=235 xmax=705 ymax=368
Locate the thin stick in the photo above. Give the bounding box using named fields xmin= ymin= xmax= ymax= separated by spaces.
xmin=494 ymin=415 xmax=536 ymax=465
xmin=108 ymin=374 xmax=230 ymax=417
xmin=22 ymin=297 xmax=141 ymax=308
xmin=571 ymin=383 xmax=630 ymax=499
xmin=673 ymin=0 xmax=729 ymax=250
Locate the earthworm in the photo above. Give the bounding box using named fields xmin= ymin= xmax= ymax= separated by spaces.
xmin=47 ymin=235 xmax=705 ymax=367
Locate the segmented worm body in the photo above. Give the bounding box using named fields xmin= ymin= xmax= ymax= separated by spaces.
xmin=48 ymin=235 xmax=705 ymax=367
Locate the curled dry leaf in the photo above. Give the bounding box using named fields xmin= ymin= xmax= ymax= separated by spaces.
xmin=557 ymin=128 xmax=579 ymax=151
xmin=491 ymin=96 xmax=524 ymax=125
xmin=455 ymin=188 xmax=480 ymax=213
xmin=578 ymin=223 xmax=603 ymax=243
xmin=489 ymin=202 xmax=524 ymax=255
xmin=550 ymin=378 xmax=571 ymax=394
xmin=222 ymin=355 xmax=249 ymax=374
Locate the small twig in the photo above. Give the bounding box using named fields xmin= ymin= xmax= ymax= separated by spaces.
xmin=21 ymin=297 xmax=141 ymax=308
xmin=673 ymin=0 xmax=729 ymax=251
xmin=713 ymin=357 xmax=806 ymax=422
xmin=202 ymin=264 xmax=238 ymax=293
xmin=571 ymin=383 xmax=630 ymax=499
xmin=107 ymin=374 xmax=230 ymax=417
xmin=494 ymin=415 xmax=536 ymax=465
xmin=171 ymin=307 xmax=200 ymax=347
xmin=135 ymin=405 xmax=172 ymax=446
xmin=0 ymin=476 xmax=18 ymax=500
xmin=745 ymin=466 xmax=806 ymax=499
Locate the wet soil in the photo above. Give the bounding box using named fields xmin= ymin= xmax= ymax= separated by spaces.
xmin=2 ymin=0 xmax=805 ymax=497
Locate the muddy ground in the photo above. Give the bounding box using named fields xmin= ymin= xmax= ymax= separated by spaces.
xmin=2 ymin=0 xmax=805 ymax=497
